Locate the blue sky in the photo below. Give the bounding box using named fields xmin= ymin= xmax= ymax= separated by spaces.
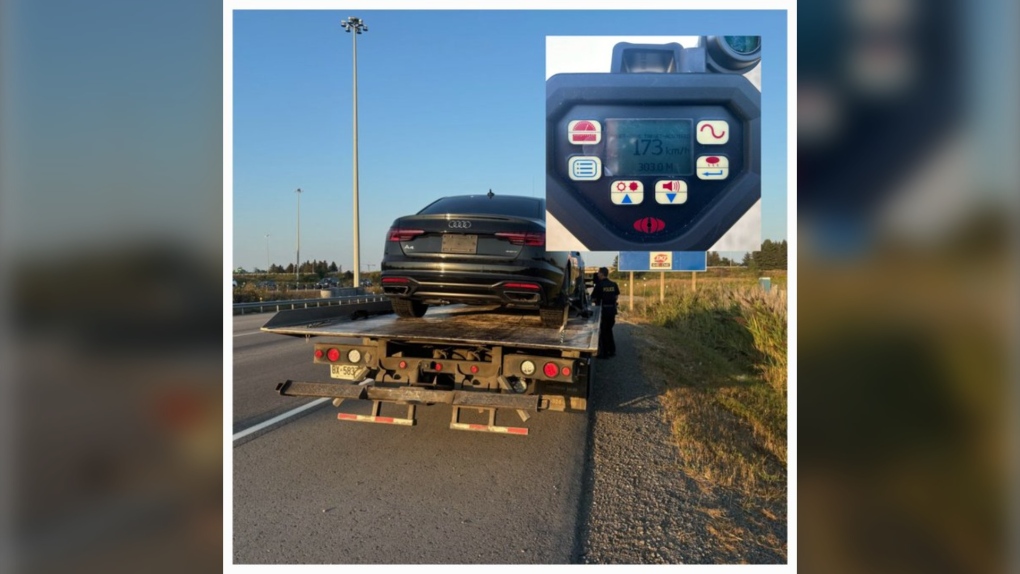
xmin=232 ymin=9 xmax=788 ymax=272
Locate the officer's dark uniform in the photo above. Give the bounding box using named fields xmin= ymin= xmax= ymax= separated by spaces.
xmin=591 ymin=272 xmax=619 ymax=358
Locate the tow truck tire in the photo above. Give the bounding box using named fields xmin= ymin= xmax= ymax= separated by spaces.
xmin=393 ymin=298 xmax=428 ymax=318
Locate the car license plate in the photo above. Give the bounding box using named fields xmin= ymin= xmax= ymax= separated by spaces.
xmin=330 ymin=364 xmax=361 ymax=380
xmin=441 ymin=233 xmax=477 ymax=254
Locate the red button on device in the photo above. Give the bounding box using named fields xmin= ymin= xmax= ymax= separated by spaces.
xmin=633 ymin=217 xmax=666 ymax=233
xmin=568 ymin=120 xmax=602 ymax=144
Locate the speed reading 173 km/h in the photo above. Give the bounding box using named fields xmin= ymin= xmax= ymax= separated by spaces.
xmin=607 ymin=119 xmax=693 ymax=176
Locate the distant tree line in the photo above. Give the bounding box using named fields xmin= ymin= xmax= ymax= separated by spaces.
xmin=741 ymin=239 xmax=787 ymax=271
xmin=699 ymin=239 xmax=789 ymax=271
xmin=706 ymin=252 xmax=738 ymax=267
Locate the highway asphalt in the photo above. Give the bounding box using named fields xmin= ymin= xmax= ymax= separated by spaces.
xmin=231 ymin=312 xmax=589 ymax=564
xmin=231 ymin=312 xmax=787 ymax=564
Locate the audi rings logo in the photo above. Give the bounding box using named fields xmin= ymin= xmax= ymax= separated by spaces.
xmin=448 ymin=220 xmax=472 ymax=229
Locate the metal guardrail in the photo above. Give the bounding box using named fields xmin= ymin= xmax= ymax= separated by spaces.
xmin=233 ymin=294 xmax=389 ymax=315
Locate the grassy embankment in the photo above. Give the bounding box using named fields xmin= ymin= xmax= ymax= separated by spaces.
xmin=620 ymin=269 xmax=787 ymax=504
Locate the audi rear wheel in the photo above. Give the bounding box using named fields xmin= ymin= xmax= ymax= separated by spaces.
xmin=539 ymin=305 xmax=567 ymax=329
xmin=393 ymin=298 xmax=428 ymax=318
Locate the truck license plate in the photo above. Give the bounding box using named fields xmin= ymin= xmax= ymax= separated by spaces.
xmin=330 ymin=364 xmax=361 ymax=380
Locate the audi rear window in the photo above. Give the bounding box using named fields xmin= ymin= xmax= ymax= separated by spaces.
xmin=418 ymin=195 xmax=544 ymax=219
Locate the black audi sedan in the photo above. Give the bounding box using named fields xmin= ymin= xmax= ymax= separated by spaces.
xmin=380 ymin=193 xmax=586 ymax=328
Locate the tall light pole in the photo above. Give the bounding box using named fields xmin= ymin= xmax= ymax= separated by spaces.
xmin=265 ymin=233 xmax=271 ymax=272
xmin=295 ymin=187 xmax=302 ymax=281
xmin=341 ymin=16 xmax=366 ymax=290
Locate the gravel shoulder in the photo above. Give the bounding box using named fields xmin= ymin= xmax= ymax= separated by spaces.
xmin=575 ymin=321 xmax=788 ymax=564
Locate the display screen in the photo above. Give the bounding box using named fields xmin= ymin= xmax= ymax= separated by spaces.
xmin=606 ymin=119 xmax=693 ymax=176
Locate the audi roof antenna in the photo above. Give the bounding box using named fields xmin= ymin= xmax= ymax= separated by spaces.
xmin=487 ymin=189 xmax=495 ymax=199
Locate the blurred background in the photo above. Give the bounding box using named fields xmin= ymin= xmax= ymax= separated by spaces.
xmin=0 ymin=1 xmax=223 ymax=572
xmin=0 ymin=0 xmax=1017 ymax=572
xmin=799 ymin=0 xmax=1018 ymax=573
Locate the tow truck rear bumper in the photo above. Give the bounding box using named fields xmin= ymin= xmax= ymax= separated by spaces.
xmin=276 ymin=379 xmax=541 ymax=411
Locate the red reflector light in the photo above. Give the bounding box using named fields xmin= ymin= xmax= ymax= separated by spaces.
xmin=314 ymin=349 xmax=324 ymax=359
xmin=561 ymin=366 xmax=571 ymax=377
xmin=398 ymin=360 xmax=407 ymax=369
xmin=543 ymin=362 xmax=559 ymax=378
xmin=326 ymin=348 xmax=340 ymax=362
xmin=495 ymin=231 xmax=545 ymax=246
xmin=434 ymin=362 xmax=443 ymax=372
xmin=388 ymin=227 xmax=425 ymax=242
xmin=504 ymin=282 xmax=541 ymax=291
xmin=381 ymin=277 xmax=410 ymax=284
xmin=470 ymin=365 xmax=479 ymax=374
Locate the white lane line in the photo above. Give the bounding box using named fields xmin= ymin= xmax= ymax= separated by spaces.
xmin=233 ymin=397 xmax=329 ymax=442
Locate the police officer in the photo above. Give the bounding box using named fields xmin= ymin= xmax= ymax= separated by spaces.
xmin=591 ymin=266 xmax=619 ymax=358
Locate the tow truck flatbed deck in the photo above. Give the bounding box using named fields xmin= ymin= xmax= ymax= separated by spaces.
xmin=262 ymin=304 xmax=600 ymax=353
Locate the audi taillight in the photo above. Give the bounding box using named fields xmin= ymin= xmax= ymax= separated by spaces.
xmin=504 ymin=282 xmax=541 ymax=291
xmin=388 ymin=227 xmax=425 ymax=242
xmin=543 ymin=362 xmax=559 ymax=378
xmin=495 ymin=231 xmax=545 ymax=246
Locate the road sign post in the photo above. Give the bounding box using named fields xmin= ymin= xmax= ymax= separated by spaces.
xmin=629 ymin=271 xmax=634 ymax=311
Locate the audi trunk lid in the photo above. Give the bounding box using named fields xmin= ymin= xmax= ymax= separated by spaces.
xmin=389 ymin=214 xmax=541 ymax=260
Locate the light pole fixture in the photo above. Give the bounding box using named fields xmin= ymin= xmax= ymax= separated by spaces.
xmin=265 ymin=233 xmax=271 ymax=272
xmin=341 ymin=16 xmax=366 ymax=290
xmin=295 ymin=187 xmax=302 ymax=281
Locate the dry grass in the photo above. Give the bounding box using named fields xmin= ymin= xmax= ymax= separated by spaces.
xmin=624 ymin=281 xmax=788 ymax=561
xmin=622 ymin=280 xmax=788 ymax=504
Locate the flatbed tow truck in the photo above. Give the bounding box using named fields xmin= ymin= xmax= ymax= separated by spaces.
xmin=262 ymin=302 xmax=600 ymax=435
